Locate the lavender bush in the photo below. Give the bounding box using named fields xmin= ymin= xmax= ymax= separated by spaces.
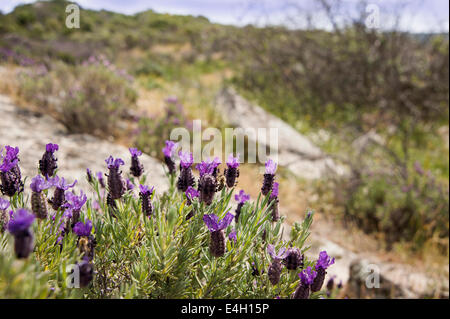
xmin=0 ymin=143 xmax=334 ymax=299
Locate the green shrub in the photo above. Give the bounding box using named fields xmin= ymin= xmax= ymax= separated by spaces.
xmin=341 ymin=163 xmax=449 ymax=251
xmin=17 ymin=58 xmax=137 ymax=137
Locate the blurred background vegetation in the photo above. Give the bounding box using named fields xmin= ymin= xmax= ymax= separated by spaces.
xmin=0 ymin=0 xmax=448 ymax=268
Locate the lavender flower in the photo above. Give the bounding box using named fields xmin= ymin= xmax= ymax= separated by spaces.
xmin=139 ymin=185 xmax=154 ymax=217
xmin=30 ymin=175 xmax=51 ymax=219
xmin=177 ymin=151 xmax=195 ymax=192
xmin=198 ymin=173 xmax=216 ymax=205
xmin=293 ymin=266 xmax=317 ymax=299
xmin=196 ymin=157 xmax=221 ymax=178
xmin=261 ymin=158 xmax=277 ymax=196
xmin=105 ymin=156 xmax=126 ymax=200
xmin=96 ymin=171 xmax=105 ymax=188
xmin=76 ymin=258 xmax=94 ymax=287
xmin=185 ymin=186 xmax=199 ymax=206
xmin=7 ymin=209 xmax=35 ymax=258
xmin=129 ymin=147 xmax=144 ymax=177
xmin=0 ymin=146 xmax=24 ymax=197
xmin=311 ymin=251 xmax=335 ymax=292
xmin=74 ymin=220 xmax=96 ymax=261
xmin=39 ymin=143 xmax=58 ymax=179
xmin=203 ymin=212 xmax=233 ymax=257
xmin=283 ymin=247 xmax=303 ymax=270
xmin=162 ymin=141 xmax=178 ymax=174
xmin=48 ymin=176 xmax=77 ymax=211
xmin=228 ymin=229 xmax=237 ymax=242
xmin=86 ymin=168 xmax=93 ymax=183
xmin=234 ymin=190 xmax=250 ymax=222
xmin=224 ymin=154 xmax=240 ymax=188
xmin=126 ymin=179 xmax=134 ymax=191
xmin=267 ymin=244 xmax=288 ymax=285
xmin=65 ymin=190 xmax=87 ymax=227
xmin=269 ymin=182 xmax=280 ymax=222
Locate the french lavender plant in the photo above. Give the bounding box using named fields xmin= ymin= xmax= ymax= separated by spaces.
xmin=293 ymin=266 xmax=317 ymax=299
xmin=234 ymin=189 xmax=250 ymax=223
xmin=48 ymin=176 xmax=77 ymax=211
xmin=7 ymin=209 xmax=35 ymax=258
xmin=162 ymin=140 xmax=178 ymax=175
xmin=283 ymin=247 xmax=304 ymax=270
xmin=64 ymin=190 xmax=87 ymax=227
xmin=311 ymin=251 xmax=335 ymax=293
xmin=261 ymin=158 xmax=277 ymax=196
xmin=267 ymin=244 xmax=288 ymax=285
xmin=30 ymin=175 xmax=51 ymax=219
xmin=39 ymin=143 xmax=59 ymax=179
xmin=0 ymin=146 xmax=24 ymax=197
xmin=139 ymin=184 xmax=154 ymax=218
xmin=105 ymin=156 xmax=126 ymax=201
xmin=73 ymin=219 xmax=96 ymax=261
xmin=224 ymin=154 xmax=240 ymax=188
xmin=177 ymin=151 xmax=195 ymax=192
xmin=203 ymin=212 xmax=234 ymax=257
xmin=269 ymin=182 xmax=280 ymax=222
xmin=129 ymin=148 xmax=144 ymax=178
xmin=0 ymin=141 xmax=334 ymax=299
xmin=197 ymin=160 xmax=218 ymax=206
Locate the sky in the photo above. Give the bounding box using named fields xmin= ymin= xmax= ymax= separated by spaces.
xmin=0 ymin=0 xmax=448 ymax=33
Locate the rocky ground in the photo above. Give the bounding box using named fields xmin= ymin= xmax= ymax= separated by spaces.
xmin=1 ymin=90 xmax=448 ymax=299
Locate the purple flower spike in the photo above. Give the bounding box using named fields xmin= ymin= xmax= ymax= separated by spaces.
xmin=267 ymin=244 xmax=288 ymax=260
xmin=316 ymin=251 xmax=335 ymax=270
xmin=73 ymin=220 xmax=93 ymax=237
xmin=196 ymin=161 xmax=214 ymax=177
xmin=162 ymin=140 xmax=178 ymax=158
xmin=8 ymin=208 xmax=35 ymax=258
xmin=203 ymin=212 xmax=234 ymax=232
xmin=235 ymin=190 xmax=250 ymax=204
xmin=179 ymin=151 xmax=193 ymax=169
xmin=39 ymin=143 xmax=58 ymax=179
xmin=185 ymin=186 xmax=199 ymax=205
xmin=0 ymin=198 xmax=10 ymax=210
xmin=105 ymin=156 xmax=125 ymax=169
xmin=129 ymin=148 xmax=142 ymax=157
xmin=139 ymin=185 xmax=154 ymax=217
xmin=7 ymin=209 xmax=35 ymax=235
xmin=228 ymin=229 xmax=237 ymax=242
xmin=86 ymin=168 xmax=93 ymax=183
xmin=126 ymin=179 xmax=134 ymax=191
xmin=139 ymin=184 xmax=154 ymax=195
xmin=226 ymin=154 xmax=240 ymax=168
xmin=46 ymin=143 xmax=59 ymax=153
xmin=271 ymin=182 xmax=279 ymax=198
xmin=225 ymin=154 xmax=240 ymax=188
xmin=30 ymin=175 xmax=51 ymax=193
xmin=299 ymin=266 xmax=317 ymax=285
xmin=0 ymin=158 xmax=18 ymax=172
xmin=129 ymin=148 xmax=144 ymax=177
xmin=265 ymin=158 xmax=277 ymax=174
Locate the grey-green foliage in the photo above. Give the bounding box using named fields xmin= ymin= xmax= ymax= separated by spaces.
xmin=0 ymin=171 xmax=318 ymax=299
